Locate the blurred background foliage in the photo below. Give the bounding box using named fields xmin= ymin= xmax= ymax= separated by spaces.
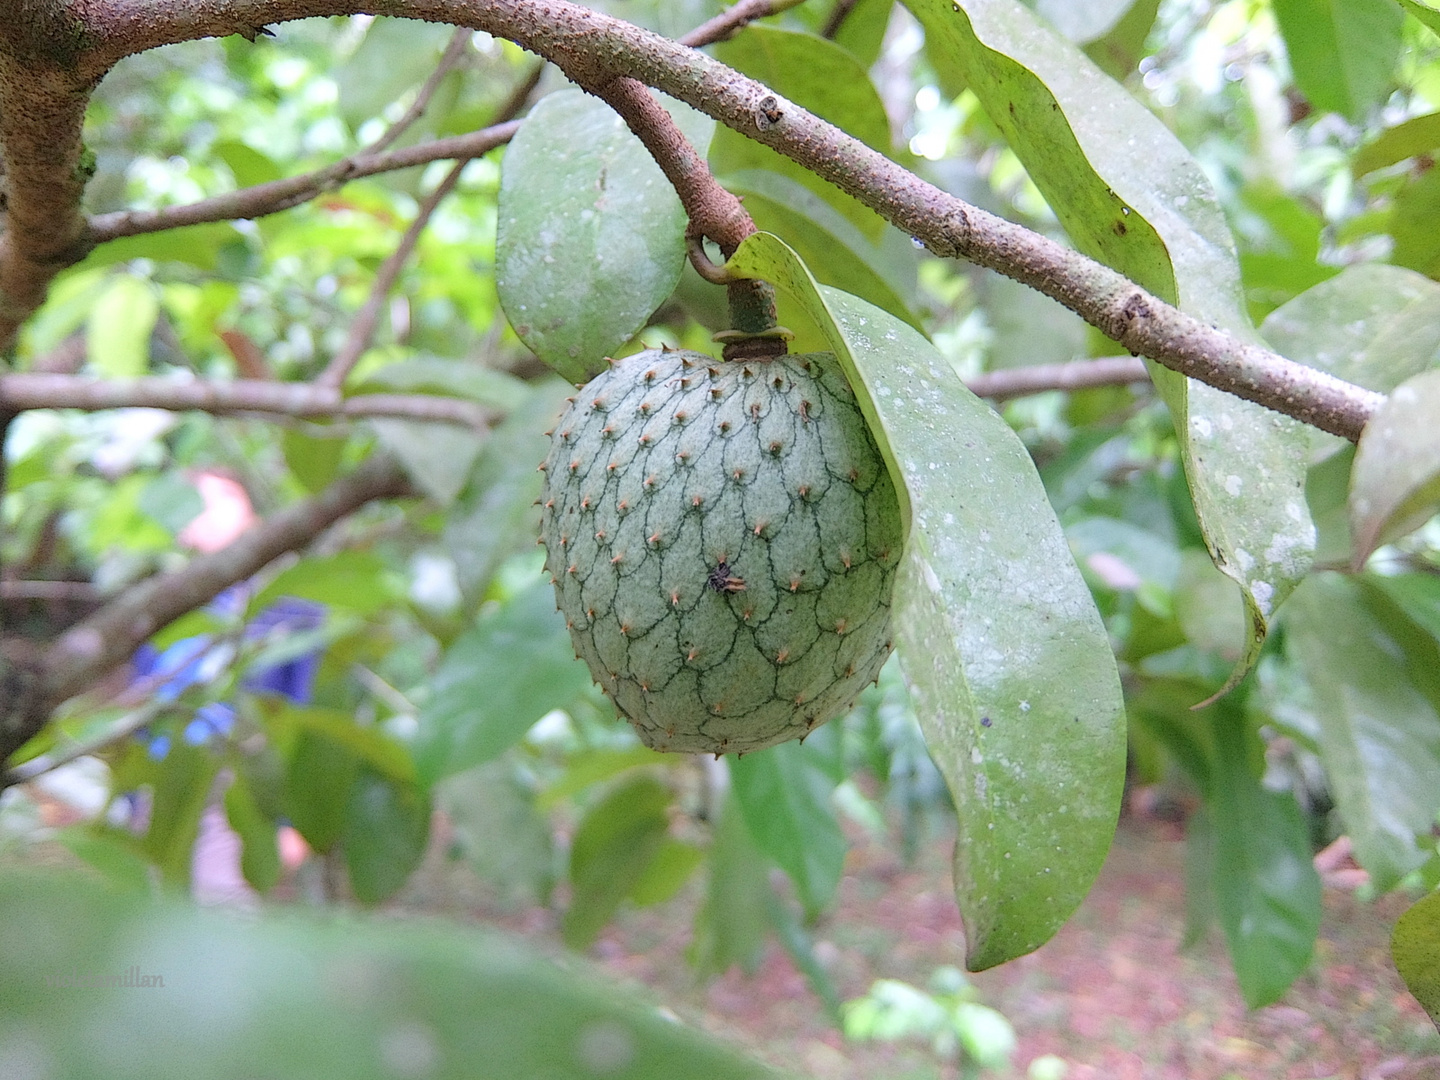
xmin=3 ymin=0 xmax=1440 ymax=1074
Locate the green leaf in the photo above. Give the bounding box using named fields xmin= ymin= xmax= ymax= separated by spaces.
xmin=1286 ymin=573 xmax=1440 ymax=888
xmin=282 ymin=427 xmax=348 ymax=494
xmin=831 ymin=0 xmax=897 ymax=68
xmin=1081 ymin=0 xmax=1161 ymax=82
xmin=223 ymin=770 xmax=282 ymax=894
xmin=0 ymin=872 xmax=780 ymax=1080
xmin=351 ymin=356 xmax=530 ymax=412
xmin=336 ymin=18 xmax=454 ymax=132
xmin=1393 ymin=891 xmax=1440 ymax=1031
xmin=82 ymin=222 xmax=241 ymax=271
xmin=729 ymin=741 xmax=847 ymax=917
xmin=440 ymin=761 xmax=556 ymax=911
xmin=214 ymin=139 xmax=282 ymax=187
xmin=87 ymin=275 xmax=158 ymax=377
xmin=1271 ymin=0 xmax=1404 ymax=120
xmin=690 ymin=792 xmax=771 ymax=978
xmin=727 ymin=233 xmax=1126 ymax=968
xmin=627 ymin=838 xmax=705 ymax=907
xmin=370 ymin=416 xmax=486 ymax=503
xmin=911 ymin=0 xmax=1314 ymax=695
xmin=1350 ymin=367 xmax=1440 ymax=562
xmin=722 ymin=169 xmax=920 ymax=329
xmin=1181 ymin=806 xmax=1216 ymax=949
xmin=765 ymin=888 xmax=844 ymax=1025
xmin=414 ymin=581 xmax=592 ymax=785
xmin=712 ymin=26 xmax=895 ymax=242
xmin=251 ymin=550 xmax=393 ymax=617
xmin=1397 ymin=0 xmax=1440 ymax=34
xmin=1208 ymin=699 xmax=1321 ymax=1008
xmin=563 ymin=774 xmax=672 ymax=949
xmin=343 ymin=767 xmax=432 ymax=904
xmin=1391 ymin=166 xmax=1440 ymax=279
xmin=1370 ymin=572 xmax=1440 ymax=642
xmin=1353 ymin=111 xmax=1440 ymax=176
xmin=57 ymin=826 xmax=153 ymax=893
xmin=445 ymin=379 xmax=573 ymax=601
xmin=143 ymin=741 xmax=221 ymax=889
xmin=1034 ymin=0 xmax=1149 ymax=43
xmin=496 ymin=89 xmax=705 ymax=383
xmin=1262 ymin=264 xmax=1440 ymax=403
xmin=137 ymin=474 xmax=205 ymax=537
xmin=281 ymin=726 xmax=360 ymax=853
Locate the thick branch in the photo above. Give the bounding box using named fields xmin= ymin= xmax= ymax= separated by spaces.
xmin=16 ymin=0 xmax=1386 ymax=440
xmin=37 ymin=455 xmax=412 ymax=715
xmin=0 ymin=372 xmax=497 ymax=427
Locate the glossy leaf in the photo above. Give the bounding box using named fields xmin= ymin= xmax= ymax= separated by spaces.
xmin=1271 ymin=0 xmax=1403 ymax=120
xmin=1209 ymin=700 xmax=1322 ymax=1008
xmin=911 ymin=0 xmax=1314 ymax=694
xmin=723 ymin=169 xmax=919 ymax=328
xmin=1285 ymin=573 xmax=1440 ymax=888
xmin=413 ymin=581 xmax=592 ymax=785
xmin=496 ymin=89 xmax=704 ymax=383
xmin=712 ymin=26 xmax=894 ymax=242
xmin=223 ymin=769 xmax=282 ymax=894
xmin=1034 ymin=0 xmax=1145 ymax=44
xmin=728 ymin=233 xmax=1126 ymax=968
xmin=1370 ymin=572 xmax=1440 ymax=642
xmin=0 ymin=872 xmax=779 ymax=1080
xmin=87 ymin=275 xmax=157 ymax=377
xmin=343 ymin=767 xmax=432 ymax=905
xmin=1350 ymin=368 xmax=1440 ymax=562
xmin=730 ymin=741 xmax=847 ymax=917
xmin=563 ymin=774 xmax=672 ymax=949
xmin=1393 ymin=891 xmax=1440 ymax=1030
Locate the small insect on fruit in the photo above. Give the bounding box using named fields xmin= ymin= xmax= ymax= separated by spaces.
xmin=706 ymin=561 xmax=746 ymax=594
xmin=539 ymin=349 xmax=903 ymax=755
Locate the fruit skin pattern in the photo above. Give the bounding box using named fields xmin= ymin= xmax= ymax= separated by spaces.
xmin=540 ymin=348 xmax=903 ymax=754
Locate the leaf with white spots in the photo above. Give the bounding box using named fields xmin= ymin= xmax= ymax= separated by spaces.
xmin=729 ymin=233 xmax=1126 ymax=969
xmin=909 ymin=0 xmax=1315 ymax=698
xmin=1350 ymin=368 xmax=1440 ymax=563
xmin=496 ymin=89 xmax=712 ymax=384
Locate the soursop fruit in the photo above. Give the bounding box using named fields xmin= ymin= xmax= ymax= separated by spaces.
xmin=539 ymin=348 xmax=903 ymax=754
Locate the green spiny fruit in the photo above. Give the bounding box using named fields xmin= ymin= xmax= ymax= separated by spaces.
xmin=539 ymin=348 xmax=903 ymax=754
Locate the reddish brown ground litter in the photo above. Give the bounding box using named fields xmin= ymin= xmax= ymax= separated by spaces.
xmin=579 ymin=818 xmax=1440 ymax=1080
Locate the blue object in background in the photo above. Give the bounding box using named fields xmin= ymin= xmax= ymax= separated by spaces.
xmin=133 ymin=594 xmax=325 ymax=753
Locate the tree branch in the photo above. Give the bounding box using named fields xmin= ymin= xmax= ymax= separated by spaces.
xmin=8 ymin=0 xmax=1385 ymax=440
xmin=965 ymin=357 xmax=1150 ymax=402
xmin=0 ymin=372 xmax=497 ymax=427
xmin=316 ymin=158 xmax=470 ymax=389
xmin=34 ymin=455 xmax=412 ymax=721
xmin=367 ymin=25 xmax=473 ymax=156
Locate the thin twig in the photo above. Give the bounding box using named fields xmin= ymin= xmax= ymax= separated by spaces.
xmin=0 ymin=372 xmax=497 ymax=428
xmin=3 ymin=699 xmax=171 ymax=785
xmin=35 ymin=455 xmax=413 ymax=723
xmin=367 ymin=26 xmax=472 ymax=156
xmin=965 ymin=357 xmax=1150 ymax=402
xmin=680 ymin=0 xmax=788 ymax=47
xmin=316 ymin=158 xmax=471 ymax=390
xmin=820 ymin=0 xmax=858 ymax=39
